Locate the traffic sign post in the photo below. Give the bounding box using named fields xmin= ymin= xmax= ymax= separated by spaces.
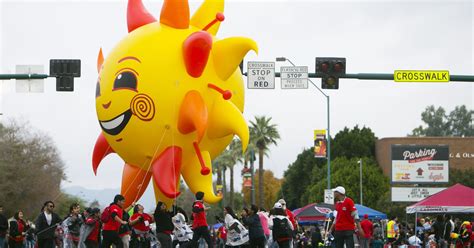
xmin=324 ymin=189 xmax=334 ymax=204
xmin=280 ymin=66 xmax=308 ymax=89
xmin=247 ymin=61 xmax=275 ymax=89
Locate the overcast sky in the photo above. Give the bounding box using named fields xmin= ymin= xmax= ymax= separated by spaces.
xmin=0 ymin=0 xmax=472 ymax=197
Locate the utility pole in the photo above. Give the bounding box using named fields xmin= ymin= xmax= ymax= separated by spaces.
xmin=358 ymin=159 xmax=363 ymax=205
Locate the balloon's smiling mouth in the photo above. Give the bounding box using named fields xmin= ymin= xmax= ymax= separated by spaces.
xmin=99 ymin=109 xmax=133 ymax=136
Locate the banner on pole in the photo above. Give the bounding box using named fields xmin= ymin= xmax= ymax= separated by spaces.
xmin=216 ymin=184 xmax=223 ymax=197
xmin=314 ymin=130 xmax=327 ymax=158
xmin=243 ymin=177 xmax=252 ymax=188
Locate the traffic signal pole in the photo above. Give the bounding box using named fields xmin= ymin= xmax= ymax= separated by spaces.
xmin=0 ymin=74 xmax=49 ymax=80
xmin=272 ymin=72 xmax=474 ymax=82
xmin=0 ymin=60 xmax=81 ymax=91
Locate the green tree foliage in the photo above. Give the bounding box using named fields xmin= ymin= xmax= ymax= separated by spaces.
xmin=411 ymin=105 xmax=473 ymax=136
xmin=331 ymin=125 xmax=377 ymax=159
xmin=448 ymin=105 xmax=474 ymax=136
xmin=281 ymin=126 xmax=378 ymax=210
xmin=0 ymin=122 xmax=66 ymax=218
xmin=249 ymin=116 xmax=280 ymax=208
xmin=175 ymin=183 xmax=196 ymax=214
xmin=305 ymin=157 xmax=389 ymax=210
xmin=445 ymin=168 xmax=474 ymax=188
xmin=280 ymin=148 xmax=325 ymax=210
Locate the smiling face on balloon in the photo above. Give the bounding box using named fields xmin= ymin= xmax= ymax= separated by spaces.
xmin=97 ymin=56 xmax=153 ymax=136
xmin=92 ymin=0 xmax=257 ymax=208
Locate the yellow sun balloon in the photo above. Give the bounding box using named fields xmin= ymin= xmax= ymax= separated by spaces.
xmin=92 ymin=0 xmax=257 ymax=207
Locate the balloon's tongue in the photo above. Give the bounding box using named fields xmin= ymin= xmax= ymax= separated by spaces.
xmin=152 ymin=146 xmax=182 ymax=198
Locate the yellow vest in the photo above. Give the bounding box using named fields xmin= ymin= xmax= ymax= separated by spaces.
xmin=387 ymin=220 xmax=396 ymax=238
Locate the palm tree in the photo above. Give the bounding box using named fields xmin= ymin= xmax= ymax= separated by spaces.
xmin=242 ymin=139 xmax=269 ymax=205
xmin=249 ymin=116 xmax=280 ymax=208
xmin=213 ymin=139 xmax=243 ymax=208
xmin=213 ymin=152 xmax=230 ymax=206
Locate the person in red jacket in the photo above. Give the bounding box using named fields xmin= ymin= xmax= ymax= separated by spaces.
xmin=102 ymin=194 xmax=128 ymax=248
xmin=189 ymin=191 xmax=211 ymax=248
xmin=84 ymin=208 xmax=101 ymax=248
xmin=130 ymin=204 xmax=154 ymax=248
xmin=8 ymin=211 xmax=29 ymax=248
xmin=359 ymin=214 xmax=373 ymax=248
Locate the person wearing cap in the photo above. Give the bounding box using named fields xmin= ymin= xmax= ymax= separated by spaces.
xmin=359 ymin=214 xmax=373 ymax=248
xmin=329 ymin=186 xmax=364 ymax=248
xmin=277 ymin=199 xmax=297 ymax=231
xmin=270 ymin=202 xmax=294 ymax=248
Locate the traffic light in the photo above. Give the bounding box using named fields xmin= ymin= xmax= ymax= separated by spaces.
xmin=50 ymin=59 xmax=81 ymax=91
xmin=315 ymin=57 xmax=346 ymax=89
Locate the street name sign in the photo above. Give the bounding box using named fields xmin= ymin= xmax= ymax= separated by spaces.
xmin=247 ymin=61 xmax=275 ymax=89
xmin=394 ymin=70 xmax=449 ymax=83
xmin=280 ymin=66 xmax=308 ymax=89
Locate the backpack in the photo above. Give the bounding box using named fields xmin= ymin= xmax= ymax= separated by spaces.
xmin=273 ymin=217 xmax=291 ymax=240
xmin=101 ymin=206 xmax=111 ymax=223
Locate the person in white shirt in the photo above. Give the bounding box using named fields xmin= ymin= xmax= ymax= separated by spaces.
xmin=35 ymin=201 xmax=61 ymax=248
xmin=224 ymin=206 xmax=249 ymax=247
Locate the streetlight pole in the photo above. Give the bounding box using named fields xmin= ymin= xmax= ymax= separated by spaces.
xmin=276 ymin=57 xmax=331 ymax=190
xmin=358 ymin=159 xmax=363 ymax=205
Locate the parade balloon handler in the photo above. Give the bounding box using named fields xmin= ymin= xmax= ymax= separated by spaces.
xmin=35 ymin=201 xmax=62 ymax=248
xmin=189 ymin=192 xmax=212 ymax=248
xmin=101 ymin=194 xmax=128 ymax=248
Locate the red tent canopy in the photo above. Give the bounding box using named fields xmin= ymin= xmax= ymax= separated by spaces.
xmin=406 ymin=183 xmax=474 ymax=213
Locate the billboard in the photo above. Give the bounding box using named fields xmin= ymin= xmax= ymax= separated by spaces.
xmin=391 ymin=187 xmax=446 ymax=202
xmin=391 ymin=145 xmax=449 ymax=183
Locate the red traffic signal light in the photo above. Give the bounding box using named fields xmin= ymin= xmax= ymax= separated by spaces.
xmin=315 ymin=57 xmax=346 ymax=89
xmin=320 ymin=62 xmax=329 ymax=73
xmin=334 ymin=62 xmax=344 ymax=73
